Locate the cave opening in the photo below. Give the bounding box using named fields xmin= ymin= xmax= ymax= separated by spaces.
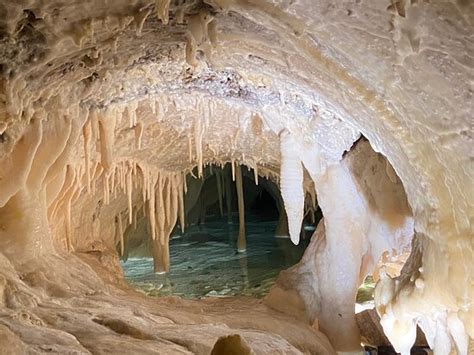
xmin=120 ymin=163 xmax=314 ymax=299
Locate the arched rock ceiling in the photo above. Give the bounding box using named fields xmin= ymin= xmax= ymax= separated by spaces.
xmin=1 ymin=0 xmax=471 ymax=236
xmin=0 ymin=0 xmax=472 ymax=350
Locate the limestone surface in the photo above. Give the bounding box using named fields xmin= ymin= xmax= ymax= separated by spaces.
xmin=0 ymin=0 xmax=472 ymax=353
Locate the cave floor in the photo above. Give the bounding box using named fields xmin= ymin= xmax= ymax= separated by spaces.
xmin=0 ymin=252 xmax=335 ymax=354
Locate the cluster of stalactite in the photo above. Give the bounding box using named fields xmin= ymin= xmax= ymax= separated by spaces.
xmin=118 ymin=159 xmax=321 ymax=270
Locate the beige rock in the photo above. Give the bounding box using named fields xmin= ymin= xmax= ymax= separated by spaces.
xmin=0 ymin=0 xmax=471 ymax=353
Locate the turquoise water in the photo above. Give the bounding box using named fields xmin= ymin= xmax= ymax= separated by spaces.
xmin=121 ymin=215 xmax=311 ymax=298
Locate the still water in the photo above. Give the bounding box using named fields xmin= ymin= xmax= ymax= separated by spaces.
xmin=121 ymin=215 xmax=311 ymax=299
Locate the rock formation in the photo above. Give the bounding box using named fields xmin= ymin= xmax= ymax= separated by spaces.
xmin=0 ymin=0 xmax=472 ymax=353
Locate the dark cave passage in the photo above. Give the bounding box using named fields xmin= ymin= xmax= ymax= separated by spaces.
xmin=121 ymin=164 xmax=316 ymax=298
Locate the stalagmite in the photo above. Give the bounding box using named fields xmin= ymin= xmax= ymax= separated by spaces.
xmin=279 ymin=130 xmax=304 ymax=245
xmin=235 ymin=164 xmax=246 ymax=253
xmin=117 ymin=213 xmax=124 ymax=257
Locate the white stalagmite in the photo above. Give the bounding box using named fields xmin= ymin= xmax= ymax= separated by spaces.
xmin=279 ymin=130 xmax=304 ymax=245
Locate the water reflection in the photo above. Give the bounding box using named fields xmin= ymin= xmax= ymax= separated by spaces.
xmin=121 ymin=215 xmax=310 ymax=298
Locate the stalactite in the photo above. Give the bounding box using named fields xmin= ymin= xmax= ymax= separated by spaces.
xmin=194 ymin=113 xmax=203 ymax=177
xmin=188 ymin=133 xmax=193 ymax=162
xmin=165 ymin=176 xmax=172 ymax=226
xmin=178 ymin=173 xmax=185 ymax=233
xmin=156 ymin=174 xmax=165 ymax=238
xmin=224 ymin=166 xmax=233 ymax=224
xmin=171 ymin=174 xmax=179 ymax=230
xmin=216 ymin=170 xmax=224 ymax=217
xmin=235 ymin=164 xmax=246 ymax=252
xmin=231 ymin=159 xmax=236 ymax=181
xmin=104 ymin=171 xmax=110 ymax=205
xmin=149 ymin=174 xmax=157 ymax=241
xmin=183 ymin=171 xmax=188 ymax=194
xmin=110 ymin=167 xmax=116 ymax=198
xmin=120 ymin=162 xmax=126 ymax=191
xmin=126 ymin=164 xmax=133 ymax=224
xmin=145 ymin=171 xmax=181 ymax=274
xmin=117 ymin=213 xmax=124 ymax=257
xmin=155 ymin=0 xmax=171 ymax=24
xmin=279 ymin=130 xmax=304 ymax=245
xmin=141 ymin=166 xmax=148 ymax=202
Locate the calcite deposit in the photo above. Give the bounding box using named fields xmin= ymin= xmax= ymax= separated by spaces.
xmin=0 ymin=0 xmax=472 ymax=354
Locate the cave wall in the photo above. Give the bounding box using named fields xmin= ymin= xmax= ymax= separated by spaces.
xmin=0 ymin=0 xmax=472 ymax=353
